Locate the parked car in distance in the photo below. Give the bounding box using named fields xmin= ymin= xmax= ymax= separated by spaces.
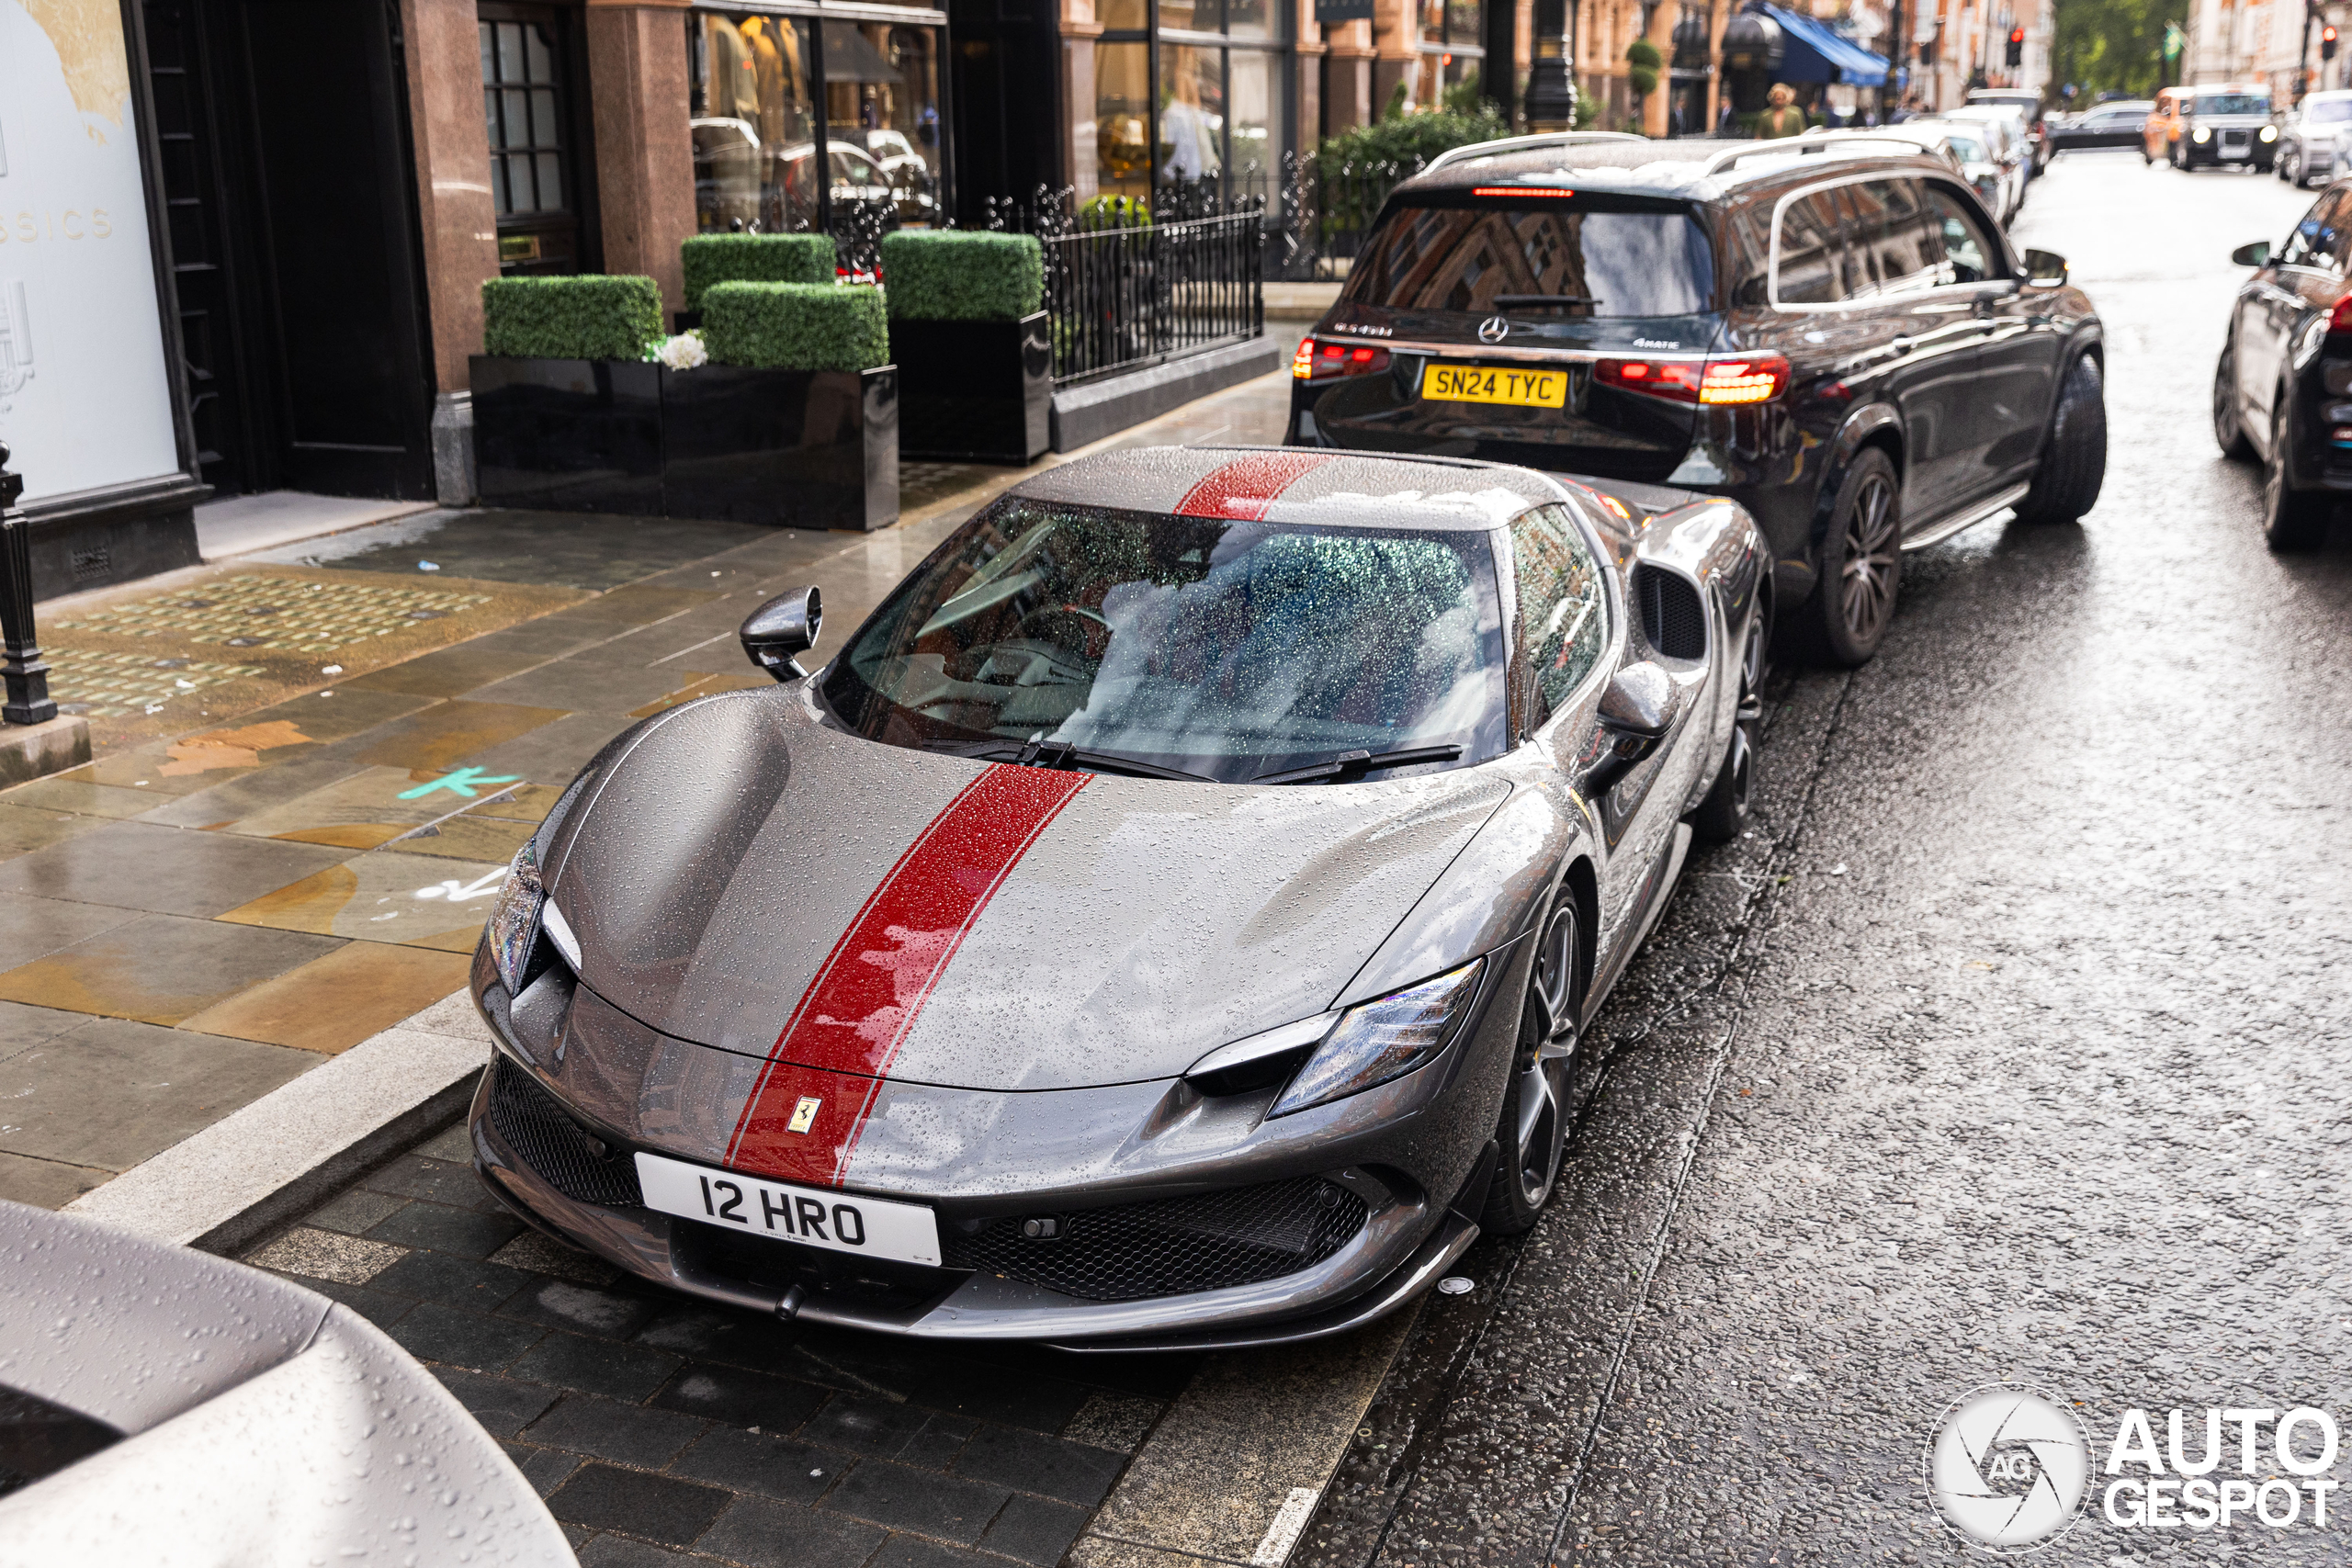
xmin=2273 ymin=89 xmax=2352 ymax=186
xmin=2045 ymin=98 xmax=2154 ymax=152
xmin=2217 ymin=192 xmax=2352 ymax=549
xmin=1965 ymin=88 xmax=2050 ymax=174
xmin=1944 ymin=106 xmax=2031 ymax=217
xmin=1830 ymin=121 xmax=2010 ymax=222
xmin=1286 ymin=133 xmax=2109 ymax=667
xmin=469 ymin=446 xmax=1770 ymax=1350
xmin=0 ymin=1201 xmax=576 ymax=1563
xmin=2146 ymin=84 xmax=2276 ymax=170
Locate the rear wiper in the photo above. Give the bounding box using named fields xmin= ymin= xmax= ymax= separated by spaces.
xmin=1493 ymin=294 xmax=1602 ymax=310
xmin=1250 ymin=744 xmax=1464 ymax=785
xmin=974 ymin=739 xmax=1216 ymax=783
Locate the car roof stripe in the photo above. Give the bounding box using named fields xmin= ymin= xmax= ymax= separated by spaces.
xmin=1170 ymin=450 xmax=1336 ymax=521
xmin=724 ymin=763 xmax=1089 ymax=1185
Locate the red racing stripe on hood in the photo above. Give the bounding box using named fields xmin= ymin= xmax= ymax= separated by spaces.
xmin=724 ymin=763 xmax=1089 ymax=1185
xmin=1171 ymin=451 xmax=1334 ymax=521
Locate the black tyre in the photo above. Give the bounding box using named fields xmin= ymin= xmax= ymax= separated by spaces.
xmin=1481 ymin=897 xmax=1580 ymax=1237
xmin=1689 ymin=601 xmax=1766 ymax=843
xmin=2262 ymin=393 xmax=2333 ymax=553
xmin=1811 ymin=448 xmax=1902 ymax=668
xmin=2017 ymin=355 xmax=2109 ymax=525
xmin=2214 ymin=344 xmax=2255 ymax=460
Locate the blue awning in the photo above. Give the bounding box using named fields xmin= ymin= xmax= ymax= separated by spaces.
xmin=1754 ymin=3 xmax=1888 ymax=85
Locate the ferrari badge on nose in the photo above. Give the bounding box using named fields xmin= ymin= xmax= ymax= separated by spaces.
xmin=788 ymin=1097 xmax=821 ymax=1134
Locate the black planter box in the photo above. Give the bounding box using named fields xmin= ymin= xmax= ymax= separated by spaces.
xmin=471 ymin=358 xmax=663 ymax=516
xmin=889 ymin=311 xmax=1050 ymax=465
xmin=666 ymin=365 xmax=899 ymax=533
xmin=469 ymin=356 xmax=898 ymax=531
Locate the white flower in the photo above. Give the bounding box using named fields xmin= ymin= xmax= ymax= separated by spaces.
xmin=656 ymin=331 xmax=708 ymax=370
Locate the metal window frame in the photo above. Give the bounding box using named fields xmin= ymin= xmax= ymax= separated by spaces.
xmin=1765 ymin=170 xmax=2016 ymax=313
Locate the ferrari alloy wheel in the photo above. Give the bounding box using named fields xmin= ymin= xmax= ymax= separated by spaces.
xmin=1815 ymin=449 xmax=1902 ymax=668
xmin=2263 ymin=394 xmax=2334 ymax=553
xmin=1482 ymin=900 xmax=1580 ymax=1237
xmin=2213 ymin=344 xmax=2254 ymax=461
xmin=1690 ymin=605 xmax=1766 ymax=843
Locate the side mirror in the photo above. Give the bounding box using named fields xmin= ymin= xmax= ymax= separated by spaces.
xmin=2231 ymin=240 xmax=2272 ymax=267
xmin=2022 ymin=249 xmax=2069 ymax=286
xmin=1578 ymin=661 xmax=1678 ymax=796
xmin=741 ymin=587 xmax=822 ymax=681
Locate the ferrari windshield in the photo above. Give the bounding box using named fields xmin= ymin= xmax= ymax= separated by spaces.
xmin=822 ymin=500 xmax=1509 ymax=782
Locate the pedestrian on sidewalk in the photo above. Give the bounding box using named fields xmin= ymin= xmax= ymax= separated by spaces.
xmin=1756 ymin=85 xmax=1808 ymax=138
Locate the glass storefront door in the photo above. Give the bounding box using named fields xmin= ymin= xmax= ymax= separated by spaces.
xmin=1089 ymin=0 xmax=1288 ymax=214
xmin=481 ymin=2 xmax=593 ymax=273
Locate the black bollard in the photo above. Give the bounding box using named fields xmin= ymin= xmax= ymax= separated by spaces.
xmin=0 ymin=441 xmax=58 ymax=726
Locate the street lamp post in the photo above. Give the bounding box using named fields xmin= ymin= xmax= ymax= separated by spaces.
xmin=0 ymin=442 xmax=57 ymax=727
xmin=1526 ymin=0 xmax=1579 ymax=130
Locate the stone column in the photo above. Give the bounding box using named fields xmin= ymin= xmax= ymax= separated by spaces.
xmin=585 ymin=0 xmax=697 ymax=313
xmin=396 ymin=0 xmax=501 ymax=394
xmin=1372 ymin=0 xmax=1418 ymax=113
xmin=1643 ymin=0 xmax=1675 ymax=135
xmin=1325 ymin=20 xmax=1377 ymax=129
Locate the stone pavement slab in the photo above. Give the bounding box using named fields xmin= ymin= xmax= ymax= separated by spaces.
xmin=0 ymin=367 xmax=1289 ymax=1223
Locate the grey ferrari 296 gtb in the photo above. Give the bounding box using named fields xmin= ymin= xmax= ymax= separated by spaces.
xmin=468 ymin=446 xmax=1766 ymax=1351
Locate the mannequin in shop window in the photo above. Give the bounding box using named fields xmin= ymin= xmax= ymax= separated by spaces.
xmin=1159 ymin=70 xmax=1221 ymax=186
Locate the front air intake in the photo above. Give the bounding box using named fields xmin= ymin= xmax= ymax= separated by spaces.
xmin=489 ymin=1056 xmax=644 ymax=1209
xmin=1634 ymin=566 xmax=1707 ymax=660
xmin=942 ymin=1178 xmax=1368 ymax=1303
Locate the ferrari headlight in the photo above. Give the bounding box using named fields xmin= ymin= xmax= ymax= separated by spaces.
xmin=1270 ymin=958 xmax=1485 ymax=1117
xmin=487 ymin=840 xmax=545 ymax=994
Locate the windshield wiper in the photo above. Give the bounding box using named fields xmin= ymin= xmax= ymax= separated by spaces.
xmin=1493 ymin=294 xmax=1602 ymax=310
xmin=1250 ymin=744 xmax=1464 ymax=785
xmin=924 ymin=737 xmax=1215 ymax=783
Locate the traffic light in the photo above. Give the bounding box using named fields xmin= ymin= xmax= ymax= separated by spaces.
xmin=2326 ymin=23 xmax=2340 ymax=61
xmin=2006 ymin=26 xmax=2025 ymax=66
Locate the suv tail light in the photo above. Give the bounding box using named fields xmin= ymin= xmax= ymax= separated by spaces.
xmin=1596 ymin=354 xmax=1792 ymax=406
xmin=1295 ymin=337 xmax=1393 ymax=381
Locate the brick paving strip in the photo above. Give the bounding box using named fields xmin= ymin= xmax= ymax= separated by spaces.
xmin=5 ymin=373 xmax=1418 ymax=1566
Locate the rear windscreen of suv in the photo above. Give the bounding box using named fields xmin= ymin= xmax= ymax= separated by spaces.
xmin=1342 ymin=196 xmax=1716 ymax=319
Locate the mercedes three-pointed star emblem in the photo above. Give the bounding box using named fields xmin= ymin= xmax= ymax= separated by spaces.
xmin=1478 ymin=315 xmax=1510 ymax=344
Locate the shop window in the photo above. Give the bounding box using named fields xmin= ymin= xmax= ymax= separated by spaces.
xmin=824 ymin=22 xmax=944 ymax=226
xmin=688 ymin=9 xmax=945 ymax=236
xmin=1096 ymin=41 xmax=1153 ymax=199
xmin=481 ymin=3 xmax=592 ymax=273
xmin=1414 ymin=0 xmax=1482 ymax=107
xmin=1095 ymin=0 xmax=1289 ymax=209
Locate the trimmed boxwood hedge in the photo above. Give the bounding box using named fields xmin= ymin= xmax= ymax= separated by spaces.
xmin=704 ymin=282 xmax=889 ymax=371
xmin=879 ymin=231 xmax=1044 ymax=321
xmin=681 ymin=233 xmax=839 ymax=310
xmin=481 ymin=275 xmax=663 ymax=361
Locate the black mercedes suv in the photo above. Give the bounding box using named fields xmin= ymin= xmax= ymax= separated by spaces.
xmin=1287 ymin=133 xmax=2109 ymax=664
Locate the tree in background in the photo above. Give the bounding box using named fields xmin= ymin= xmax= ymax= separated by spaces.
xmin=2052 ymin=0 xmax=2190 ymax=97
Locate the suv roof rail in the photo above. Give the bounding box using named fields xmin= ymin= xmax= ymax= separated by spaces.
xmin=1698 ymin=131 xmax=1939 ymax=175
xmin=1422 ymin=131 xmax=1646 ymax=174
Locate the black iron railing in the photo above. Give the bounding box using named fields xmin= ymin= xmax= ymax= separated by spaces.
xmin=1274 ymin=152 xmax=1425 ymax=282
xmin=985 ymin=186 xmax=1266 ymax=386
